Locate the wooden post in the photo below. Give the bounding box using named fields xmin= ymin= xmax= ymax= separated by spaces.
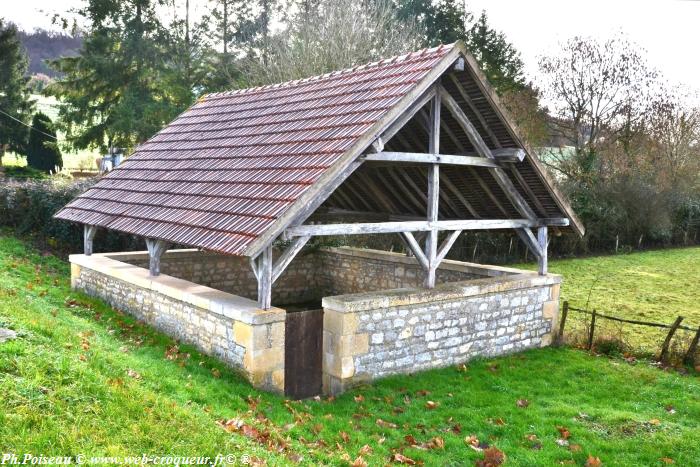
xmin=257 ymin=244 xmax=273 ymax=310
xmin=683 ymin=326 xmax=700 ymax=366
xmin=537 ymin=226 xmax=548 ymax=275
xmin=557 ymin=301 xmax=569 ymax=346
xmin=587 ymin=309 xmax=597 ymax=350
xmin=84 ymin=225 xmax=98 ymax=256
xmin=659 ymin=316 xmax=684 ymax=363
xmin=425 ymin=92 xmax=440 ymax=288
xmin=145 ymin=239 xmax=169 ymax=276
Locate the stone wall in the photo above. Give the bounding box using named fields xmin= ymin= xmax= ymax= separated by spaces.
xmin=111 ymin=249 xmax=319 ymax=305
xmin=321 ymin=274 xmax=561 ymax=395
xmin=70 ymin=253 xmax=286 ymax=392
xmin=316 ymin=248 xmax=511 ymax=295
xmin=69 ymin=247 xmax=561 ymax=397
xmin=112 ymin=247 xmax=515 ymax=305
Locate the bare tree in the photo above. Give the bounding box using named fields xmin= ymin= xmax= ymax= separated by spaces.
xmin=538 ymin=35 xmax=657 ymax=181
xmin=245 ymin=0 xmax=423 ymax=85
xmin=645 ymin=87 xmax=700 ymax=189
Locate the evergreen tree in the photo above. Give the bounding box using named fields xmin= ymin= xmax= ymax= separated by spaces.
xmin=464 ymin=11 xmax=525 ymax=94
xmin=47 ymin=0 xmax=192 ymax=152
xmin=26 ymin=112 xmax=62 ymax=173
xmin=0 ymin=19 xmax=34 ymax=166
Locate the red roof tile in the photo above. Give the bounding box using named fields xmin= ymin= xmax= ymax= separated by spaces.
xmin=55 ymin=44 xmax=456 ymax=255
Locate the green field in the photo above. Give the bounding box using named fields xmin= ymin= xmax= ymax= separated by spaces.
xmin=1 ymin=234 xmax=699 ymax=465
xmin=516 ymin=248 xmax=700 ymax=352
xmin=3 ymin=94 xmax=100 ymax=171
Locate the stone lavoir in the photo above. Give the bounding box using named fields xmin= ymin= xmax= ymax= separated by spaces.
xmin=70 ymin=247 xmax=561 ymax=395
xmin=57 ymin=42 xmax=580 ymax=398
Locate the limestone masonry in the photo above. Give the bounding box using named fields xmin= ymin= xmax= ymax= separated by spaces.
xmin=69 ymin=247 xmax=561 ymax=396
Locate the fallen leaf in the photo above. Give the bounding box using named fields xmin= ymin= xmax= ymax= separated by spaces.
xmin=126 ymin=369 xmax=141 ymax=379
xmin=376 ymin=419 xmax=398 ymax=429
xmin=516 ymin=399 xmax=530 ymax=408
xmin=404 ymin=434 xmax=419 ymax=446
xmin=429 ymin=437 xmax=445 ymax=449
xmin=664 ymin=405 xmax=676 ymax=414
xmin=416 ymin=389 xmax=430 ymax=397
xmin=525 ymin=434 xmax=538 ymax=442
xmin=585 ymin=455 xmax=602 ymax=467
xmin=660 ymin=457 xmax=674 ymax=464
xmin=391 ymin=453 xmax=417 ymax=465
xmin=354 ymin=394 xmax=365 ymax=403
xmin=340 ymin=431 xmax=350 ymax=443
xmin=648 ymin=419 xmax=661 ymax=426
xmin=475 ymin=446 xmax=506 ymax=467
xmin=211 ymin=368 xmax=221 ymax=378
xmin=556 ymin=439 xmax=569 ymax=447
xmin=359 ymin=445 xmax=373 ymax=455
xmin=569 ymin=444 xmax=582 ymax=452
xmin=490 ymin=417 xmax=506 ymax=426
xmin=557 ymin=426 xmax=571 ymax=439
xmin=351 ymin=457 xmax=367 ymax=467
xmin=425 ymin=400 xmax=439 ymax=410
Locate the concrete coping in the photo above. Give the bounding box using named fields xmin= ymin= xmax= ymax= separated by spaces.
xmin=69 ymin=253 xmax=285 ymax=325
xmin=322 ymin=272 xmax=562 ymax=313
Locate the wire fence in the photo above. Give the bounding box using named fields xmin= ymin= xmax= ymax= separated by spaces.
xmin=558 ymin=301 xmax=700 ymax=366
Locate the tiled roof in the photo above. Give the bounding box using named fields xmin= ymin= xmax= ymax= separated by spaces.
xmin=55 ymin=44 xmax=455 ymax=255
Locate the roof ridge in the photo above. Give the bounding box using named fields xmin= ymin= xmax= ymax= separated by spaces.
xmin=204 ymin=43 xmax=455 ymax=100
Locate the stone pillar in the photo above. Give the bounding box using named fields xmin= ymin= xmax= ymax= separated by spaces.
xmin=322 ymin=308 xmax=369 ymax=395
xmin=236 ymin=316 xmax=286 ymax=393
xmin=540 ymin=283 xmax=561 ymax=347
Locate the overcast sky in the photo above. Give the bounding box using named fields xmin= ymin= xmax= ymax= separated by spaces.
xmin=5 ymin=0 xmax=700 ymax=90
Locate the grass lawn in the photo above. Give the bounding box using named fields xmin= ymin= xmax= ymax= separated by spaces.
xmin=1 ymin=234 xmax=699 ymax=466
xmin=515 ymin=247 xmax=700 ymax=352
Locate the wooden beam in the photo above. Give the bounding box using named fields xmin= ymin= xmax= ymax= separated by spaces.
xmin=257 ymin=244 xmax=273 ymax=309
xmin=425 ymin=93 xmax=441 ymax=288
xmin=518 ymin=228 xmax=542 ymax=259
xmin=493 ymin=148 xmax=526 ymax=162
xmin=387 ymin=168 xmax=425 ymax=214
xmin=145 ymin=238 xmax=170 ymax=276
xmin=286 ymin=218 xmax=569 ymax=237
xmin=537 ymin=226 xmax=548 ymax=275
xmin=364 ymin=151 xmax=500 ymax=168
xmin=272 ymin=236 xmax=311 ymax=284
xmin=83 ymin=225 xmax=98 ymax=256
xmin=400 ymin=232 xmax=429 ymax=270
xmin=447 ymin=73 xmax=501 ymax=148
xmin=436 ymin=230 xmax=462 ymax=264
xmin=441 ymin=173 xmax=480 ymax=218
xmin=439 ymin=85 xmax=539 ymax=220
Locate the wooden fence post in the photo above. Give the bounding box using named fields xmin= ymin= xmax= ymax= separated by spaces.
xmin=659 ymin=316 xmax=684 ymax=364
xmin=557 ymin=301 xmax=568 ymax=346
xmin=587 ymin=310 xmax=597 ymax=350
xmin=683 ymin=326 xmax=700 ymax=367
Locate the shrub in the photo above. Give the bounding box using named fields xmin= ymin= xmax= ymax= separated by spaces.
xmin=0 ymin=179 xmax=143 ymax=255
xmin=26 ymin=112 xmax=62 ymax=173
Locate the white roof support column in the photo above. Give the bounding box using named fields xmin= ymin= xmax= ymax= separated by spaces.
xmin=145 ymin=239 xmax=170 ymax=277
xmin=425 ymin=91 xmax=441 ymax=288
xmin=256 ymin=244 xmax=273 ymax=310
xmin=538 ymin=226 xmax=548 ymax=276
xmin=83 ymin=225 xmax=98 ymax=256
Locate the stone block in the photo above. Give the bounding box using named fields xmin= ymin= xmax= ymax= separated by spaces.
xmin=542 ymin=300 xmax=559 ymax=320
xmin=233 ymin=321 xmax=253 ymax=347
xmin=324 ymin=309 xmax=359 ymax=335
